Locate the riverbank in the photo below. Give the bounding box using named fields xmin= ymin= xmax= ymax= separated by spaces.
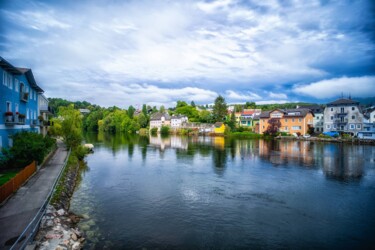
xmin=32 ymin=152 xmax=88 ymax=249
xmin=276 ymin=135 xmax=375 ymax=145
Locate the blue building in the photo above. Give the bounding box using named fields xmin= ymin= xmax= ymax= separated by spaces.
xmin=0 ymin=56 xmax=44 ymax=149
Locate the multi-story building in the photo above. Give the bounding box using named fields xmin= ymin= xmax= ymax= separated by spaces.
xmin=1 ymin=57 xmax=44 ymax=149
xmin=240 ymin=109 xmax=262 ymax=127
xmin=297 ymin=105 xmax=324 ymax=133
xmin=149 ymin=112 xmax=170 ymax=130
xmin=259 ymin=108 xmax=314 ymax=135
xmin=323 ymin=98 xmax=366 ymax=135
xmin=170 ymin=115 xmax=188 ymax=128
xmin=38 ymin=94 xmax=51 ymax=136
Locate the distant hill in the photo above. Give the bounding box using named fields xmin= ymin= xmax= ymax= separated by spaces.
xmin=354 ymin=97 xmax=375 ymax=106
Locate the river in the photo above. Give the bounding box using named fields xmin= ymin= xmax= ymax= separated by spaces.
xmin=70 ymin=133 xmax=375 ymax=249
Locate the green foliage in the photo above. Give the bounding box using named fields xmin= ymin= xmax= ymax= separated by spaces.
xmin=230 ymin=132 xmax=262 ymax=139
xmin=150 ymin=127 xmax=158 ymax=135
xmin=0 ymin=171 xmax=18 ymax=186
xmin=245 ymin=102 xmax=256 ymax=109
xmin=226 ymin=110 xmax=236 ymax=130
xmin=73 ymin=145 xmax=90 ymax=161
xmin=6 ymin=132 xmax=56 ymax=167
xmin=138 ymin=113 xmax=149 ymax=128
xmin=160 ymin=126 xmax=170 ymax=135
xmin=318 ymin=134 xmax=332 ymax=139
xmin=128 ymin=105 xmax=136 ymax=119
xmin=139 ymin=128 xmax=149 ymax=136
xmin=59 ymin=105 xmax=83 ymax=148
xmin=198 ymin=110 xmax=213 ymax=123
xmin=83 ymin=109 xmax=104 ymax=131
xmin=213 ymin=95 xmax=227 ymax=122
xmin=190 ymin=101 xmax=196 ymax=107
xmin=342 ymin=133 xmax=352 ymax=139
xmin=159 ymin=105 xmax=165 ymax=113
xmin=175 ymin=105 xmax=199 ymax=121
xmin=176 ymin=101 xmax=188 ymax=108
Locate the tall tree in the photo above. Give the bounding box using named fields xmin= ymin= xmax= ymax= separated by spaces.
xmin=128 ymin=105 xmax=136 ymax=119
xmin=213 ymin=95 xmax=227 ymax=122
xmin=142 ymin=104 xmax=148 ymax=116
xmin=190 ymin=101 xmax=196 ymax=107
xmin=160 ymin=105 xmax=165 ymax=113
xmin=176 ymin=100 xmax=188 ymax=108
xmin=58 ymin=104 xmax=83 ymax=148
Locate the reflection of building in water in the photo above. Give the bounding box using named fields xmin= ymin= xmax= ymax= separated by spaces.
xmin=322 ymin=144 xmax=364 ymax=179
xmin=149 ymin=135 xmax=188 ymax=151
xmin=212 ymin=137 xmax=225 ymax=150
xmin=258 ymin=140 xmax=314 ymax=166
xmin=236 ymin=140 xmax=260 ymax=159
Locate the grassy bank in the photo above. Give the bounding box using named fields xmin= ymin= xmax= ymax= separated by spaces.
xmin=0 ymin=171 xmax=18 ymax=186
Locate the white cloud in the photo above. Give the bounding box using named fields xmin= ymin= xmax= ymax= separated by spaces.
xmin=268 ymin=92 xmax=287 ymax=99
xmin=293 ymin=76 xmax=375 ymax=99
xmin=225 ymin=90 xmax=262 ymax=101
xmin=255 ymin=100 xmax=290 ymax=105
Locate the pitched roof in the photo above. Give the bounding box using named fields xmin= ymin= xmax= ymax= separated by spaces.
xmin=327 ymin=98 xmax=359 ymax=106
xmin=150 ymin=112 xmax=170 ymax=121
xmin=297 ymin=105 xmax=324 ymax=114
xmin=0 ymin=56 xmax=22 ymax=74
xmin=214 ymin=122 xmax=224 ymax=128
xmin=16 ymin=67 xmax=44 ymax=93
xmin=242 ymin=110 xmax=255 ymax=115
xmin=259 ymin=108 xmax=313 ymax=118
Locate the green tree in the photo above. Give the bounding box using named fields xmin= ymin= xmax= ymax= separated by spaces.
xmin=175 ymin=105 xmax=199 ymax=121
xmin=245 ymin=101 xmax=256 ymax=109
xmin=142 ymin=104 xmax=148 ymax=116
xmin=59 ymin=104 xmax=83 ymax=148
xmin=198 ymin=110 xmax=213 ymax=123
xmin=128 ymin=105 xmax=136 ymax=119
xmin=213 ymin=95 xmax=227 ymax=122
xmin=160 ymin=105 xmax=165 ymax=113
xmin=138 ymin=113 xmax=148 ymax=128
xmin=226 ymin=110 xmax=236 ymax=130
xmin=191 ymin=101 xmax=196 ymax=107
xmin=176 ymin=100 xmax=188 ymax=108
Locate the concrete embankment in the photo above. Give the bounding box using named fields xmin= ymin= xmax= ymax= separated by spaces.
xmin=277 ymin=136 xmax=375 ymax=145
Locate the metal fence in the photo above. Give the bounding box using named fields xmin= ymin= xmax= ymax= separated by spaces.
xmin=10 ymin=148 xmax=71 ymax=250
xmin=0 ymin=161 xmax=37 ymax=204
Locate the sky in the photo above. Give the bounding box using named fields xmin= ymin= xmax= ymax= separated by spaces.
xmin=0 ymin=0 xmax=374 ymax=108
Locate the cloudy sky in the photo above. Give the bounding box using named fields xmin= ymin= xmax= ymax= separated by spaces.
xmin=1 ymin=0 xmax=374 ymax=108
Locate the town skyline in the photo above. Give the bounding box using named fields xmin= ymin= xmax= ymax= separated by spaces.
xmin=1 ymin=0 xmax=374 ymax=108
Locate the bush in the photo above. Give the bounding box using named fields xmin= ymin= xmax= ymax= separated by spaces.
xmin=74 ymin=145 xmax=90 ymax=161
xmin=139 ymin=128 xmax=149 ymax=136
xmin=9 ymin=131 xmax=56 ymax=167
xmin=150 ymin=127 xmax=158 ymax=135
xmin=160 ymin=126 xmax=170 ymax=136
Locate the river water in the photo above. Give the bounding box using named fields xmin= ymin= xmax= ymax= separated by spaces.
xmin=70 ymin=133 xmax=375 ymax=249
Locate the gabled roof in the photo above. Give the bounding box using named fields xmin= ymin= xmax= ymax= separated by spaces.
xmin=214 ymin=122 xmax=224 ymax=128
xmin=150 ymin=112 xmax=170 ymax=121
xmin=242 ymin=110 xmax=255 ymax=115
xmin=16 ymin=67 xmax=44 ymax=93
xmin=260 ymin=108 xmax=313 ymax=118
xmin=297 ymin=105 xmax=324 ymax=114
xmin=327 ymin=98 xmax=359 ymax=106
xmin=0 ymin=56 xmax=22 ymax=74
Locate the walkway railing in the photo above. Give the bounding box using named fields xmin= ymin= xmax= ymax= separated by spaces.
xmin=10 ymin=148 xmax=71 ymax=250
xmin=0 ymin=162 xmax=37 ymax=204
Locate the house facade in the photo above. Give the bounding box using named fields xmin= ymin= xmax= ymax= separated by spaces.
xmin=213 ymin=122 xmax=225 ymax=134
xmin=240 ymin=109 xmax=262 ymax=127
xmin=170 ymin=115 xmax=188 ymax=128
xmin=149 ymin=112 xmax=171 ymax=130
xmin=357 ymin=123 xmax=375 ymax=140
xmin=323 ymin=98 xmax=366 ymax=135
xmin=0 ymin=57 xmax=44 ymax=149
xmin=297 ymin=105 xmax=324 ymax=133
xmin=259 ymin=108 xmax=314 ymax=135
xmin=38 ymin=94 xmax=51 ymax=136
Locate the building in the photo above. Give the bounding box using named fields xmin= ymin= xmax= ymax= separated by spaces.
xmin=239 ymin=109 xmax=262 ymax=127
xmin=297 ymin=105 xmax=324 ymax=133
xmin=149 ymin=112 xmax=170 ymax=130
xmin=170 ymin=115 xmax=188 ymax=128
xmin=1 ymin=57 xmax=44 ymax=149
xmin=79 ymin=109 xmax=90 ymax=115
xmin=213 ymin=122 xmax=225 ymax=134
xmin=259 ymin=108 xmax=314 ymax=135
xmin=357 ymin=123 xmax=375 ymax=140
xmin=323 ymin=98 xmax=366 ymax=135
xmin=38 ymin=94 xmax=51 ymax=136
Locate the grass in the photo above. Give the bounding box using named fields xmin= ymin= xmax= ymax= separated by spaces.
xmin=230 ymin=131 xmax=262 ymax=139
xmin=0 ymin=171 xmax=19 ymax=186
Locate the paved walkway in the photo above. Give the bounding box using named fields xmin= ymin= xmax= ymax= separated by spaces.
xmin=0 ymin=141 xmax=69 ymax=249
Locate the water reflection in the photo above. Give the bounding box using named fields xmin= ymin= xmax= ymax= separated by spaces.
xmin=83 ymin=132 xmax=373 ymax=181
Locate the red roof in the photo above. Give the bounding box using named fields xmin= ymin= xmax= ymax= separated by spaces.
xmin=242 ymin=110 xmax=255 ymax=115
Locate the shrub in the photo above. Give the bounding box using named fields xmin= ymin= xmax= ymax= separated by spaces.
xmin=150 ymin=127 xmax=158 ymax=135
xmin=74 ymin=145 xmax=90 ymax=161
xmin=160 ymin=126 xmax=170 ymax=135
xmin=9 ymin=131 xmax=56 ymax=167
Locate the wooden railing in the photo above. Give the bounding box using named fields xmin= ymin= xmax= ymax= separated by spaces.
xmin=0 ymin=161 xmax=37 ymax=203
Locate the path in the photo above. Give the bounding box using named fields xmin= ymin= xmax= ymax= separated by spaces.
xmin=0 ymin=141 xmax=68 ymax=249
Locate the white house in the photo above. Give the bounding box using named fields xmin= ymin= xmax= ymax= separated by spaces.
xmin=170 ymin=115 xmax=188 ymax=128
xmin=357 ymin=123 xmax=375 ymax=140
xmin=149 ymin=112 xmax=170 ymax=130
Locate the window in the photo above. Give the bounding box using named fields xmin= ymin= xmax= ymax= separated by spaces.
xmin=331 ymin=108 xmax=333 ymax=111
xmin=352 ymin=115 xmax=355 ymax=120
xmin=8 ymin=74 xmax=12 ymax=89
xmin=6 ymin=101 xmax=12 ymax=112
xmin=356 ymin=124 xmax=361 ymax=129
xmin=26 ymin=108 xmax=29 ymax=119
xmin=333 ymin=124 xmax=337 ymax=129
xmin=330 ymin=116 xmax=333 ymax=120
xmin=326 ymin=124 xmax=331 ymax=129
xmin=30 ymin=89 xmax=33 ymax=100
xmin=285 ymin=119 xmax=288 ymax=122
xmin=298 ymin=118 xmax=302 ymax=122
xmin=15 ymin=79 xmax=19 ymax=92
xmin=2 ymin=72 xmax=6 ymax=85
xmin=34 ymin=111 xmax=36 ymax=119
xmin=292 ymin=118 xmax=295 ymax=122
xmin=285 ymin=126 xmax=288 ymax=130
xmin=15 ymin=103 xmax=19 ymax=113
xmin=352 ymin=107 xmax=355 ymax=111
xmin=349 ymin=124 xmax=355 ymax=129
xmin=292 ymin=126 xmax=301 ymax=130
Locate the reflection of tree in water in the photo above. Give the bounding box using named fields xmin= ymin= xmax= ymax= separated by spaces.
xmin=128 ymin=143 xmax=134 ymax=159
xmin=138 ymin=136 xmax=149 ymax=161
xmin=75 ymin=160 xmax=90 ymax=190
xmin=212 ymin=147 xmax=227 ymax=175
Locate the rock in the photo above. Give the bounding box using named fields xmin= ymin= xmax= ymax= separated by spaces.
xmin=79 ymin=237 xmax=85 ymax=243
xmin=57 ymin=209 xmax=66 ymax=216
xmin=81 ymin=213 xmax=90 ymax=219
xmin=71 ymin=233 xmax=78 ymax=241
xmin=72 ymin=228 xmax=82 ymax=237
xmin=55 ymin=245 xmax=67 ymax=250
xmin=72 ymin=242 xmax=81 ymax=250
xmin=46 ymin=220 xmax=54 ymax=227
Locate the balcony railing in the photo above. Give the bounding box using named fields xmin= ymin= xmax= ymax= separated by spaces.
xmin=334 ymin=118 xmax=348 ymax=125
xmin=20 ymin=91 xmax=29 ymax=102
xmin=30 ymin=119 xmax=39 ymax=127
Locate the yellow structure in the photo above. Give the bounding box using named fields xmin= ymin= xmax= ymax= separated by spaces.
xmin=259 ymin=109 xmax=314 ymax=135
xmin=214 ymin=122 xmax=225 ymax=134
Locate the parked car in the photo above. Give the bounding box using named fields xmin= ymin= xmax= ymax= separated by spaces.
xmin=323 ymin=131 xmax=339 ymax=137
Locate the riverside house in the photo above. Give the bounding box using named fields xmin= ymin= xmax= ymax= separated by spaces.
xmin=259 ymin=108 xmax=314 ymax=135
xmin=149 ymin=112 xmax=171 ymax=131
xmin=0 ymin=57 xmax=44 ymax=149
xmin=240 ymin=109 xmax=262 ymax=128
xmin=323 ymin=98 xmax=366 ymax=135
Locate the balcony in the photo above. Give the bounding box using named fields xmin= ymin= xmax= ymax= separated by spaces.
xmin=334 ymin=118 xmax=348 ymax=125
xmin=4 ymin=114 xmax=17 ymax=126
xmin=30 ymin=119 xmax=39 ymax=127
xmin=335 ymin=111 xmax=347 ymax=117
xmin=20 ymin=91 xmax=29 ymax=102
